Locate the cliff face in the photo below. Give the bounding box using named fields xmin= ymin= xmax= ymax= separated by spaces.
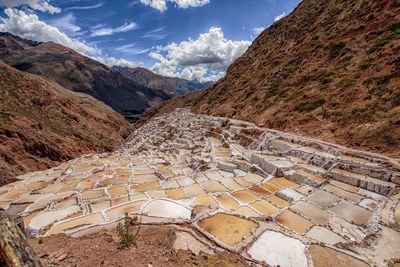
xmin=153 ymin=0 xmax=400 ymax=156
xmin=0 ymin=33 xmax=169 ymax=113
xmin=0 ymin=60 xmax=132 ymax=184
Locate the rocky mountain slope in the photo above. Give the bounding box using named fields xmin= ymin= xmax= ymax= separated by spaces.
xmin=150 ymin=0 xmax=400 ymax=157
xmin=0 ymin=60 xmax=132 ymax=185
xmin=0 ymin=33 xmax=169 ymax=113
xmin=112 ymin=66 xmax=212 ymax=96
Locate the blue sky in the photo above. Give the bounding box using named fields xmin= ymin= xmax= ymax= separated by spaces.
xmin=0 ymin=0 xmax=302 ymax=81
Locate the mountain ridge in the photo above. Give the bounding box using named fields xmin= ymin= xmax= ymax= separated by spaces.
xmin=0 ymin=32 xmax=169 ymax=113
xmin=112 ymin=65 xmax=212 ymax=96
xmin=145 ymin=0 xmax=400 ymax=157
xmin=0 ymin=59 xmax=132 ymax=184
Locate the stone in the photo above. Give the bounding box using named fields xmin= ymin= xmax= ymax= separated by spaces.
xmin=248 ymin=231 xmax=308 ymax=267
xmin=173 ymin=231 xmax=213 ymax=255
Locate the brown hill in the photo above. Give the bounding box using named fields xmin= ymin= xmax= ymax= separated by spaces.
xmin=0 ymin=60 xmax=132 ymax=185
xmin=0 ymin=32 xmax=169 ymax=113
xmin=150 ymin=0 xmax=400 ymax=157
xmin=112 ymin=66 xmax=212 ymax=96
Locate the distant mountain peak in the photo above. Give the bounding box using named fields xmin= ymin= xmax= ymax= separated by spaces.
xmin=111 ymin=65 xmax=212 ymax=96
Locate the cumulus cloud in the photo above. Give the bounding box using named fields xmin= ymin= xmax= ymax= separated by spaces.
xmin=0 ymin=0 xmax=60 ymax=14
xmin=90 ymin=22 xmax=139 ymax=37
xmin=140 ymin=0 xmax=209 ymax=12
xmin=274 ymin=12 xmax=287 ymax=22
xmin=0 ymin=8 xmax=95 ymax=54
xmin=149 ymin=27 xmax=250 ymax=81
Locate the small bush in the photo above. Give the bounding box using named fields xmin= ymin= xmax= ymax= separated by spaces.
xmin=370 ymin=23 xmax=400 ymax=51
xmin=319 ymin=72 xmax=334 ymax=84
xmin=359 ymin=57 xmax=373 ymax=70
xmin=329 ymin=42 xmax=346 ymax=58
xmin=116 ymin=212 xmax=140 ymax=249
xmin=337 ymin=78 xmax=353 ymax=89
xmin=295 ymin=98 xmax=325 ymax=113
xmin=391 ymin=91 xmax=400 ymax=107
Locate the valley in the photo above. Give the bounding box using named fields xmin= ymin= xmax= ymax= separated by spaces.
xmin=1 ymin=109 xmax=399 ymax=266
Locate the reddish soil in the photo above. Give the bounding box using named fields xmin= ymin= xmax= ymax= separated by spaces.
xmin=28 ymin=226 xmax=250 ymax=267
xmin=0 ymin=60 xmax=132 ymax=184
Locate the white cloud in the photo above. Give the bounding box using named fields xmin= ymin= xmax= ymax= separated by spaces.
xmin=115 ymin=43 xmax=150 ymax=55
xmin=139 ymin=0 xmax=209 ymax=12
xmin=149 ymin=27 xmax=250 ymax=82
xmin=50 ymin=13 xmax=81 ymax=34
xmin=142 ymin=26 xmax=169 ymax=40
xmin=0 ymin=8 xmax=95 ymax=54
xmin=64 ymin=2 xmax=103 ymax=11
xmin=91 ymin=56 xmax=144 ymax=68
xmin=0 ymin=0 xmax=60 ymax=14
xmin=274 ymin=12 xmax=287 ymax=22
xmin=90 ymin=22 xmax=139 ymax=37
xmin=253 ymin=26 xmax=265 ymax=35
xmin=0 ymin=8 xmax=144 ymax=70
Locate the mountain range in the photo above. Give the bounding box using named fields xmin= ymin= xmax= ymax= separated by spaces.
xmin=148 ymin=0 xmax=400 ymax=157
xmin=0 ymin=32 xmax=169 ymax=114
xmin=112 ymin=66 xmax=212 ymax=96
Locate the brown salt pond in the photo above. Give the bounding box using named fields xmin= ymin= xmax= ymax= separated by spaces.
xmin=106 ymin=201 xmax=145 ymax=221
xmin=198 ymin=213 xmax=256 ymax=246
xmin=276 ymin=210 xmax=314 ymax=234
xmin=46 ymin=212 xmax=105 ymax=235
xmin=193 ymin=195 xmax=219 ymax=207
xmin=166 ymin=188 xmax=185 ymax=200
xmin=216 ymin=194 xmax=240 ymax=210
xmin=200 ymin=181 xmax=229 ymax=193
xmin=310 ymin=244 xmax=369 ymax=267
xmin=182 ymin=184 xmax=206 ymax=198
xmin=231 ymin=190 xmax=259 ymax=203
xmin=250 ymin=200 xmax=279 ymax=217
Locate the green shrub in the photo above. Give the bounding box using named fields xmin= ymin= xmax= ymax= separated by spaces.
xmin=359 ymin=57 xmax=373 ymax=70
xmin=370 ymin=23 xmax=400 ymax=51
xmin=337 ymin=78 xmax=353 ymax=89
xmin=391 ymin=91 xmax=400 ymax=107
xmin=319 ymin=72 xmax=334 ymax=84
xmin=116 ymin=212 xmax=140 ymax=249
xmin=329 ymin=42 xmax=346 ymax=58
xmin=295 ymin=98 xmax=325 ymax=113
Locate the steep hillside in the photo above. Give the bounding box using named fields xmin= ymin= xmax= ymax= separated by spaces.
xmin=154 ymin=0 xmax=400 ymax=156
xmin=0 ymin=33 xmax=169 ymax=113
xmin=0 ymin=60 xmax=132 ymax=185
xmin=112 ymin=66 xmax=212 ymax=96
